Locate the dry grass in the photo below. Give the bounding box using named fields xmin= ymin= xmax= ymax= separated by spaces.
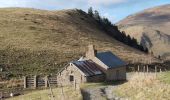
xmin=7 ymin=86 xmax=82 ymax=100
xmin=0 ymin=8 xmax=157 ymax=78
xmin=0 ymin=78 xmax=23 ymax=89
xmin=0 ymin=8 xmax=151 ymax=57
xmin=114 ymin=72 xmax=170 ymax=100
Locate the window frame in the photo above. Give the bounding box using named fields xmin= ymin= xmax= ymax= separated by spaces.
xmin=69 ymin=75 xmax=74 ymax=82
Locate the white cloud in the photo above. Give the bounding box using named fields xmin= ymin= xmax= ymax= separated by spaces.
xmin=103 ymin=13 xmax=117 ymax=22
xmin=0 ymin=0 xmax=63 ymax=10
xmin=0 ymin=0 xmax=28 ymax=7
xmin=88 ymin=0 xmax=127 ymax=6
xmin=0 ymin=0 xmax=127 ymax=9
xmin=104 ymin=13 xmax=110 ymax=17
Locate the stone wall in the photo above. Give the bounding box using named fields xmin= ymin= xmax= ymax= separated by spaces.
xmin=57 ymin=63 xmax=87 ymax=86
xmin=85 ymin=45 xmax=96 ymax=60
xmin=57 ymin=63 xmax=106 ymax=87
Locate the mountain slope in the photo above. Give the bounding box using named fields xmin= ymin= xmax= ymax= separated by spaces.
xmin=118 ymin=4 xmax=170 ymax=60
xmin=0 ymin=8 xmax=156 ymax=77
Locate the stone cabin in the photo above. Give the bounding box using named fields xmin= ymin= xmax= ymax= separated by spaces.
xmin=57 ymin=45 xmax=126 ymax=86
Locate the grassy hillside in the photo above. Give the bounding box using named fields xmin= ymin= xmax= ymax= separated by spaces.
xmin=0 ymin=8 xmax=157 ymax=78
xmin=118 ymin=4 xmax=170 ymax=59
xmin=114 ymin=72 xmax=170 ymax=100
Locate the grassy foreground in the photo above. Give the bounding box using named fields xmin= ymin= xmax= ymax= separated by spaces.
xmin=114 ymin=72 xmax=170 ymax=100
xmin=159 ymin=71 xmax=170 ymax=84
xmin=7 ymin=86 xmax=82 ymax=100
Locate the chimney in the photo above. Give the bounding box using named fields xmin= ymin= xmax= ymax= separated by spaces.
xmin=85 ymin=45 xmax=97 ymax=59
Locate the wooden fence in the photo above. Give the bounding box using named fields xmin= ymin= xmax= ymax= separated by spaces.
xmin=24 ymin=75 xmax=57 ymax=89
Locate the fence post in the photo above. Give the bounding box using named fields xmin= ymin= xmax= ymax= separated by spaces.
xmin=0 ymin=91 xmax=2 ymax=100
xmin=143 ymin=66 xmax=145 ymax=73
xmin=138 ymin=65 xmax=140 ymax=72
xmin=45 ymin=76 xmax=48 ymax=88
xmin=23 ymin=76 xmax=27 ymax=88
xmin=34 ymin=75 xmax=37 ymax=89
xmin=160 ymin=68 xmax=162 ymax=73
xmin=155 ymin=66 xmax=157 ymax=77
xmin=155 ymin=66 xmax=157 ymax=72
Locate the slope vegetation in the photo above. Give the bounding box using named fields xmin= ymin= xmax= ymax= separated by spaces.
xmin=0 ymin=8 xmax=155 ymax=77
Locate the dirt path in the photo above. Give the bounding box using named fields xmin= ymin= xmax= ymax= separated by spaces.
xmin=81 ymin=72 xmax=134 ymax=100
xmin=81 ymin=85 xmax=126 ymax=100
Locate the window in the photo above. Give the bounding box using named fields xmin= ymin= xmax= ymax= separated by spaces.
xmin=69 ymin=75 xmax=74 ymax=82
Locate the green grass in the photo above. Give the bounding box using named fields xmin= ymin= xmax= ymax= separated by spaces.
xmin=80 ymin=81 xmax=122 ymax=89
xmin=159 ymin=71 xmax=170 ymax=84
xmin=80 ymin=83 xmax=107 ymax=89
xmin=7 ymin=86 xmax=82 ymax=100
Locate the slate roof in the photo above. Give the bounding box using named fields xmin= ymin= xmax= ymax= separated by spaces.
xmin=72 ymin=60 xmax=103 ymax=76
xmin=96 ymin=51 xmax=126 ymax=68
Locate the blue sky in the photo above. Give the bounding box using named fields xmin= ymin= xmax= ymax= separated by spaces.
xmin=0 ymin=0 xmax=170 ymax=23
